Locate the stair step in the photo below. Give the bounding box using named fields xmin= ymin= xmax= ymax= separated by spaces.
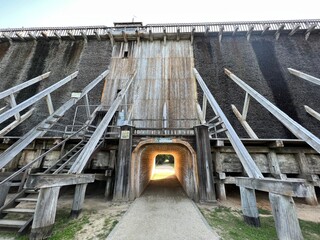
xmin=0 ymin=219 xmax=27 ymax=228
xmin=10 ymin=182 xmax=22 ymax=187
xmin=25 ymin=190 xmax=38 ymax=194
xmin=3 ymin=208 xmax=35 ymax=214
xmin=16 ymin=198 xmax=38 ymax=202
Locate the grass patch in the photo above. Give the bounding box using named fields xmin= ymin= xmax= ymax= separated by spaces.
xmin=202 ymin=206 xmax=320 ymax=240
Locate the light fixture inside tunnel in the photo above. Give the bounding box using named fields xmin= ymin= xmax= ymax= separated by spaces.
xmin=151 ymin=154 xmax=175 ymax=180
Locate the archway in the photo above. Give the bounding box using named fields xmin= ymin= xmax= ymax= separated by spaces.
xmin=130 ymin=139 xmax=199 ymax=201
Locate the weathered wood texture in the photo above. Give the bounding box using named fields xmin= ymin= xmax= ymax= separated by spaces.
xmin=269 ymin=193 xmax=303 ymax=240
xmin=30 ymin=187 xmax=60 ymax=240
xmin=240 ymin=187 xmax=260 ymax=227
xmin=194 ymin=125 xmax=216 ymax=202
xmin=70 ymin=184 xmax=88 ymax=219
xmin=25 ymin=174 xmax=95 ymax=189
xmin=0 ymin=182 xmax=10 ymax=208
xmin=113 ymin=125 xmax=133 ymax=201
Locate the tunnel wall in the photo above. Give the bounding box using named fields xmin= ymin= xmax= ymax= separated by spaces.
xmin=193 ymin=34 xmax=320 ymax=139
xmin=130 ymin=140 xmax=199 ymax=201
xmin=0 ymin=40 xmax=112 ymax=136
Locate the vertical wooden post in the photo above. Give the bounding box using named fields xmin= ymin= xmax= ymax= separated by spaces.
xmin=105 ymin=169 xmax=113 ymax=200
xmin=267 ymin=151 xmax=287 ymax=180
xmin=0 ymin=182 xmax=10 ymax=208
xmin=213 ymin=151 xmax=227 ymax=201
xmin=70 ymin=183 xmax=88 ymax=219
xmin=269 ymin=193 xmax=303 ymax=240
xmin=113 ymin=125 xmax=133 ymax=201
xmin=240 ymin=187 xmax=260 ymax=227
xmin=194 ymin=125 xmax=216 ymax=202
xmin=30 ymin=187 xmax=60 ymax=240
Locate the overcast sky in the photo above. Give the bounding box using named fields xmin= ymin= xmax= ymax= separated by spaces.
xmin=0 ymin=0 xmax=319 ymax=28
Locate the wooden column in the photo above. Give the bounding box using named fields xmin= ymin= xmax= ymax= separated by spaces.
xmin=113 ymin=125 xmax=133 ymax=201
xmin=30 ymin=187 xmax=60 ymax=240
xmin=269 ymin=193 xmax=303 ymax=240
xmin=194 ymin=125 xmax=216 ymax=202
xmin=0 ymin=182 xmax=10 ymax=208
xmin=105 ymin=170 xmax=113 ymax=200
xmin=240 ymin=187 xmax=260 ymax=227
xmin=213 ymin=151 xmax=227 ymax=201
xmin=70 ymin=183 xmax=88 ymax=219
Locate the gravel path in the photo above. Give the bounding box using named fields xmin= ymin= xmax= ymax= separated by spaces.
xmin=107 ymin=167 xmax=220 ymax=240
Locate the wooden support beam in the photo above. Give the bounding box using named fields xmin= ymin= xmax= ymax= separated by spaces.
xmin=84 ymin=94 xmax=90 ymax=119
xmin=235 ymin=177 xmax=312 ymax=197
xmin=67 ymin=31 xmax=75 ymax=41
xmin=275 ymin=24 xmax=285 ymax=40
xmin=225 ymin=68 xmax=320 ymax=154
xmin=205 ymin=26 xmax=210 ymax=36
xmin=45 ymin=93 xmax=54 ymax=115
xmin=149 ymin=29 xmax=153 ymax=42
xmin=135 ymin=29 xmax=140 ymax=44
xmin=113 ymin=125 xmax=133 ymax=201
xmin=28 ymin=33 xmax=37 ymax=41
xmin=194 ymin=68 xmax=263 ymax=179
xmin=202 ymin=95 xmax=207 ymax=121
xmin=267 ymin=151 xmax=287 ymax=180
xmin=0 ymin=182 xmax=10 ymax=208
xmin=231 ymin=104 xmax=258 ymax=139
xmin=163 ymin=27 xmax=166 ymax=45
xmin=246 ymin=25 xmax=254 ymax=41
xmin=3 ymin=34 xmax=12 ymax=42
xmin=0 ymin=108 xmax=34 ymax=137
xmin=196 ymin=104 xmax=206 ymax=124
xmin=70 ymin=184 xmax=88 ymax=219
xmin=288 ymin=68 xmax=320 ymax=86
xmin=0 ymin=72 xmax=50 ymax=100
xmin=304 ymin=105 xmax=320 ymax=122
xmin=305 ymin=24 xmax=316 ymax=40
xmin=122 ymin=31 xmax=128 ymax=43
xmin=15 ymin=33 xmax=25 ymax=41
xmin=289 ymin=24 xmax=301 ymax=36
xmin=218 ymin=26 xmax=224 ymax=43
xmin=80 ymin=31 xmax=87 ymax=41
xmin=261 ymin=25 xmax=270 ymax=35
xmin=30 ymin=187 xmax=60 ymax=240
xmin=242 ymin=92 xmax=250 ymax=119
xmin=176 ymin=27 xmax=180 ymax=41
xmin=269 ymin=193 xmax=303 ymax=240
xmin=41 ymin=31 xmax=49 ymax=40
xmin=25 ymin=174 xmax=95 ymax=189
xmin=8 ymin=93 xmax=20 ymax=121
xmin=190 ymin=27 xmax=195 ymax=45
xmin=194 ymin=125 xmax=216 ymax=202
xmin=240 ymin=187 xmax=260 ymax=227
xmin=107 ymin=31 xmax=114 ymax=46
xmin=94 ymin=31 xmax=101 ymax=41
xmin=0 ymin=71 xmax=78 ymax=125
xmin=233 ymin=26 xmax=239 ymax=36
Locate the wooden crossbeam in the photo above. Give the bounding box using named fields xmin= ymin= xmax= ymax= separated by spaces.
xmin=288 ymin=68 xmax=320 ymax=86
xmin=25 ymin=174 xmax=95 ymax=189
xmin=304 ymin=105 xmax=320 ymax=122
xmin=235 ymin=177 xmax=311 ymax=197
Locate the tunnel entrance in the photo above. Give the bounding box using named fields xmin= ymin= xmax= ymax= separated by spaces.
xmin=130 ymin=139 xmax=199 ymax=201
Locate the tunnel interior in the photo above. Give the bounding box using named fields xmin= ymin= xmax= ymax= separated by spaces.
xmin=130 ymin=140 xmax=199 ymax=201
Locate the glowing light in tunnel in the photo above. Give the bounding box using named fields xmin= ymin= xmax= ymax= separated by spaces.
xmin=151 ymin=153 xmax=175 ymax=180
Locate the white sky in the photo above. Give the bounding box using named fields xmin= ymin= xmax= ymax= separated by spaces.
xmin=0 ymin=0 xmax=319 ymax=28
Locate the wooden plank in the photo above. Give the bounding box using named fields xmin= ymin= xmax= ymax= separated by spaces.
xmin=267 ymin=151 xmax=287 ymax=179
xmin=25 ymin=174 xmax=95 ymax=189
xmin=30 ymin=187 xmax=60 ymax=240
xmin=304 ymin=105 xmax=320 ymax=122
xmin=288 ymin=68 xmax=320 ymax=86
xmin=3 ymin=208 xmax=35 ymax=214
xmin=240 ymin=187 xmax=260 ymax=227
xmin=0 ymin=219 xmax=27 ymax=228
xmin=70 ymin=184 xmax=88 ymax=219
xmin=269 ymin=193 xmax=303 ymax=240
xmin=235 ymin=177 xmax=311 ymax=197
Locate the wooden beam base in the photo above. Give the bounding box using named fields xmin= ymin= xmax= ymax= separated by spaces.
xmin=269 ymin=193 xmax=303 ymax=240
xmin=70 ymin=184 xmax=88 ymax=219
xmin=240 ymin=187 xmax=260 ymax=227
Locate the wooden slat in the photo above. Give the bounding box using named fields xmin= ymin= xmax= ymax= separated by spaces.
xmin=0 ymin=219 xmax=27 ymax=228
xmin=3 ymin=208 xmax=35 ymax=214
